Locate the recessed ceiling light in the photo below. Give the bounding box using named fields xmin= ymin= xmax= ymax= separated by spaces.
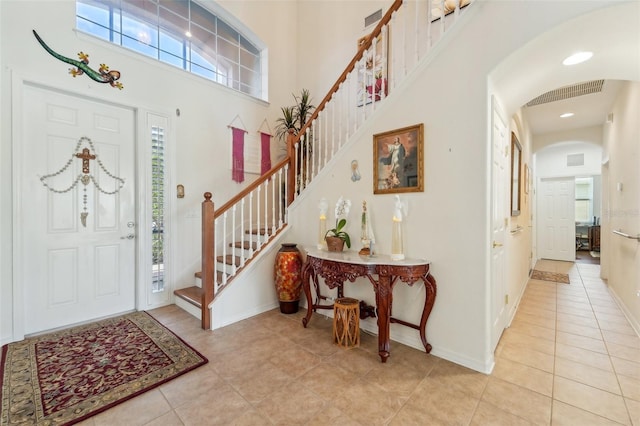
xmin=560 ymin=112 xmax=574 ymax=118
xmin=563 ymin=51 xmax=593 ymax=66
xmin=185 ymin=31 xmax=192 ymax=38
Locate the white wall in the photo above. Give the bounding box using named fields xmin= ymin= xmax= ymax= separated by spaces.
xmin=507 ymin=111 xmax=534 ymax=321
xmin=285 ymin=0 xmax=632 ymax=373
xmin=535 ymin=140 xmax=603 ymax=179
xmin=0 ymin=0 xmax=298 ymax=344
xmin=602 ymin=81 xmax=640 ymax=333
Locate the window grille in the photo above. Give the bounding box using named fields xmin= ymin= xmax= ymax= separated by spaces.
xmin=151 ymin=125 xmax=165 ymax=293
xmin=76 ymin=0 xmax=264 ymax=99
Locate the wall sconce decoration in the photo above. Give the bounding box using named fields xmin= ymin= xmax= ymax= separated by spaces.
xmin=351 ymin=160 xmax=361 ymax=182
xmin=33 ymin=30 xmax=124 ymax=90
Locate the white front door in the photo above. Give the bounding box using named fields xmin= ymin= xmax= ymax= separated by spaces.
xmin=490 ymin=100 xmax=509 ymax=351
xmin=20 ymin=84 xmax=136 ymax=334
xmin=538 ymin=177 xmax=575 ymax=262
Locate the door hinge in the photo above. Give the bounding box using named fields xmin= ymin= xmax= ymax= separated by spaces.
xmin=505 ymin=294 xmax=509 ymax=305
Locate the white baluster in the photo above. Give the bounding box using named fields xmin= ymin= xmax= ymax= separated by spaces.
xmin=403 ymin=4 xmax=408 ymax=77
xmin=337 ymin=84 xmax=343 ymax=149
xmin=231 ymin=205 xmax=237 ymax=275
xmin=283 ymin=163 xmax=289 ymax=223
xmin=360 ymin=49 xmax=365 ymax=121
xmin=240 ymin=198 xmax=245 ymax=267
xmin=271 ymin=175 xmax=276 ymax=235
xmin=311 ymin=117 xmax=318 ymax=177
xmin=305 ymin=127 xmax=311 ymax=187
xmin=222 ymin=211 xmax=228 ymax=285
xmin=371 ymin=37 xmax=377 ymax=115
xmin=263 ymin=180 xmax=268 ymax=240
xmin=294 ymin=141 xmax=300 ymax=197
xmin=213 ymin=217 xmax=219 ymax=290
xmin=256 ymin=185 xmax=261 ymax=250
xmin=249 ymin=191 xmax=254 ymax=255
xmin=277 ymin=168 xmax=283 ymax=228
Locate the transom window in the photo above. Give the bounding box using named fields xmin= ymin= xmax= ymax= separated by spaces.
xmin=76 ymin=0 xmax=265 ymax=99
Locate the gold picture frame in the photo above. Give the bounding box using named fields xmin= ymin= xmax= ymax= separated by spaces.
xmin=373 ymin=124 xmax=424 ymax=194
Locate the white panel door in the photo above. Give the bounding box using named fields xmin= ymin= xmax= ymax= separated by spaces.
xmin=538 ymin=177 xmax=575 ymax=262
xmin=490 ymin=103 xmax=509 ymax=351
xmin=21 ymin=85 xmax=136 ymax=334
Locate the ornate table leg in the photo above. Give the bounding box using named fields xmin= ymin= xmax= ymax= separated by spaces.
xmin=419 ymin=273 xmax=437 ymax=353
xmin=376 ymin=275 xmax=392 ymax=362
xmin=301 ymin=262 xmax=313 ymax=327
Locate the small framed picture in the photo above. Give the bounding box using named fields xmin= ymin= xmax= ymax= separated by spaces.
xmin=373 ymin=124 xmax=424 ymax=194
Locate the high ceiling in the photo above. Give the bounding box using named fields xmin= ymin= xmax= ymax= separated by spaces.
xmin=522 ymin=79 xmax=624 ymax=136
xmin=489 ymin=2 xmax=639 ymax=143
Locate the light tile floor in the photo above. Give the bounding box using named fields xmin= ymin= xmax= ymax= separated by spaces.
xmin=80 ymin=260 xmax=639 ymax=425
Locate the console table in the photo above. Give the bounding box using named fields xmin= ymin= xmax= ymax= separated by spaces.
xmin=301 ymin=248 xmax=437 ymax=363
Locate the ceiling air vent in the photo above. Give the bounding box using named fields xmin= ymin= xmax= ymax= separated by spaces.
xmin=526 ymin=80 xmax=605 ymax=107
xmin=364 ymin=9 xmax=382 ymax=28
xmin=567 ymin=153 xmax=585 ymax=167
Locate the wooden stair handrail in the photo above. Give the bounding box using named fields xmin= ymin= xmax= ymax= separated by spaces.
xmin=213 ymin=156 xmax=291 ymax=219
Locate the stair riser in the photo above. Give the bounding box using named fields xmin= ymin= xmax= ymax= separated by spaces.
xmin=175 ymin=297 xmax=202 ymax=320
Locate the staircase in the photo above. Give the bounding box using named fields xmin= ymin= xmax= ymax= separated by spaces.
xmin=174 ymin=225 xmax=277 ymax=319
xmin=174 ymin=0 xmax=475 ymax=329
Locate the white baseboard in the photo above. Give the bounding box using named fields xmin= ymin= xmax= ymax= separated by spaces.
xmin=609 ymin=287 xmax=640 ymax=337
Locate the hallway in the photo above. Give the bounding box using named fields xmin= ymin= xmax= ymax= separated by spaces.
xmin=79 ymin=260 xmax=639 ymax=425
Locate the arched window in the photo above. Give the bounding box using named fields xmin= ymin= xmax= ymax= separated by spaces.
xmin=76 ymin=0 xmax=265 ymax=100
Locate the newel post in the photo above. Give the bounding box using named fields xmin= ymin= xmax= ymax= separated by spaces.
xmin=286 ymin=129 xmax=296 ymax=206
xmin=201 ymin=192 xmax=215 ymax=330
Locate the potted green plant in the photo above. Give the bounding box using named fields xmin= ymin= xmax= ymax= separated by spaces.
xmin=275 ymin=89 xmax=315 ymax=149
xmin=323 ymin=197 xmax=351 ymax=252
xmin=325 ymin=218 xmax=351 ymax=252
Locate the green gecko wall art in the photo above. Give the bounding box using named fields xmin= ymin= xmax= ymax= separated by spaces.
xmin=33 ymin=30 xmax=124 ymax=90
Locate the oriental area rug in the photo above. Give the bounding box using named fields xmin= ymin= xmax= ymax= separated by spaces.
xmin=1 ymin=311 xmax=207 ymax=426
xmin=530 ymin=269 xmax=570 ymax=284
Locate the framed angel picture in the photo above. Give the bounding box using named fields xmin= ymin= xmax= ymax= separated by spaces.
xmin=373 ymin=123 xmax=424 ymax=194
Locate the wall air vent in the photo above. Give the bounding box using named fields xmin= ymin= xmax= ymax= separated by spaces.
xmin=525 ymin=80 xmax=605 ymax=107
xmin=567 ymin=153 xmax=585 ymax=167
xmin=364 ymin=9 xmax=382 ymax=28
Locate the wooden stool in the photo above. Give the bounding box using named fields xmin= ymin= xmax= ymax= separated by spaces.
xmin=333 ymin=297 xmax=360 ymax=348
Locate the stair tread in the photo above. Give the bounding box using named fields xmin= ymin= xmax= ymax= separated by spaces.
xmin=245 ymin=228 xmax=273 ymax=236
xmin=174 ymin=286 xmax=203 ymax=308
xmin=232 ymin=240 xmax=258 ymax=250
xmin=217 ymin=254 xmax=242 ymax=266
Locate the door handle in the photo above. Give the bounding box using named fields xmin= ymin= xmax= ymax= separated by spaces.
xmin=120 ymin=234 xmax=135 ymax=240
xmin=493 ymin=241 xmax=503 ymax=248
